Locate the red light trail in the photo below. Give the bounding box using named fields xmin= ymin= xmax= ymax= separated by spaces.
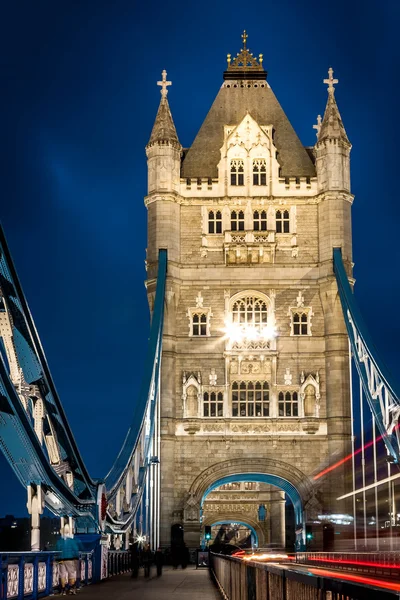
xmin=307 ymin=567 xmax=400 ymax=593
xmin=313 ymin=425 xmax=399 ymax=481
xmin=307 ymin=556 xmax=400 ymax=569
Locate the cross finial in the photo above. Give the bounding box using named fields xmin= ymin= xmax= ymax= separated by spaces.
xmin=242 ymin=30 xmax=248 ymax=49
xmin=313 ymin=114 xmax=322 ymax=137
xmin=323 ymin=67 xmax=338 ymax=94
xmin=157 ymin=69 xmax=172 ymax=99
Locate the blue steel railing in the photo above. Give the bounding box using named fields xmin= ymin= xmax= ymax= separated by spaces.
xmin=0 ymin=551 xmax=94 ymax=600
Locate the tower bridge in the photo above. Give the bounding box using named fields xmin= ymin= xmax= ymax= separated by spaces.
xmin=0 ymin=32 xmax=399 ymax=598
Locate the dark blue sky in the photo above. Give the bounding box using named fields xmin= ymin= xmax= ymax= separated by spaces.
xmin=0 ymin=0 xmax=399 ymax=516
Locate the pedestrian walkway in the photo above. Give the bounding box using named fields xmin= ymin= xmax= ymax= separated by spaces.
xmin=60 ymin=566 xmax=221 ymax=599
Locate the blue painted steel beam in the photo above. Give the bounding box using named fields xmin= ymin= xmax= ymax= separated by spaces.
xmin=105 ymin=249 xmax=167 ymax=496
xmin=333 ymin=247 xmax=400 ymax=460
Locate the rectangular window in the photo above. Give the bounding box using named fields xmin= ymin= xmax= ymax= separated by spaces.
xmin=276 ymin=210 xmax=290 ymax=233
xmin=232 ymin=381 xmax=269 ymax=417
xmin=231 ymin=210 xmax=245 ymax=231
xmin=203 ymin=391 xmax=223 ymax=417
xmin=192 ymin=313 xmax=208 ymax=336
xmin=208 ymin=210 xmax=222 ymax=234
xmin=253 ymin=159 xmax=267 ymax=186
xmin=230 ymin=160 xmax=245 ymax=186
xmin=293 ymin=312 xmax=309 ymax=336
xmin=253 ymin=210 xmax=267 ymax=231
xmin=278 ymin=391 xmax=299 ymax=417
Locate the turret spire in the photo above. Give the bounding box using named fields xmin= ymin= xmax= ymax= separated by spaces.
xmin=147 ymin=70 xmax=180 ymax=148
xmin=224 ymin=30 xmax=266 ymax=80
xmin=317 ymin=68 xmax=350 ymax=145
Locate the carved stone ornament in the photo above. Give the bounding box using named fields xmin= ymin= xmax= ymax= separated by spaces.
xmin=284 ymin=368 xmax=292 ymax=385
xmin=209 ymin=368 xmax=217 ymax=386
xmin=184 ymin=492 xmax=200 ymax=522
xmin=301 ymin=418 xmax=319 ymax=435
xmin=183 ymin=419 xmax=201 ymax=435
xmin=304 ymin=493 xmax=322 ymax=520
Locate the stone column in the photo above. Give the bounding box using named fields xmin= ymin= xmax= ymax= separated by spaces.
xmin=269 ymin=491 xmax=285 ymax=548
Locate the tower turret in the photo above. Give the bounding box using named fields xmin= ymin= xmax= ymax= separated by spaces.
xmin=146 ymin=70 xmax=182 ymax=194
xmin=314 ymin=68 xmax=351 ymax=193
xmin=145 ymin=70 xmax=182 ymax=266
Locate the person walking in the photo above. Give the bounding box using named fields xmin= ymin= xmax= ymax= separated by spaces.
xmin=154 ymin=547 xmax=164 ymax=576
xmin=130 ymin=542 xmax=139 ymax=578
xmin=55 ymin=524 xmax=80 ymax=595
xmin=142 ymin=544 xmax=153 ymax=578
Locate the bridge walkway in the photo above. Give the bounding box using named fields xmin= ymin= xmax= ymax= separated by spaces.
xmin=58 ymin=566 xmax=221 ymax=599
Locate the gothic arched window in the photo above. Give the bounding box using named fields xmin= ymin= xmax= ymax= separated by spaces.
xmin=203 ymin=391 xmax=223 ymax=417
xmin=253 ymin=210 xmax=267 ymax=231
xmin=276 ymin=209 xmax=290 ymax=233
xmin=232 ymin=381 xmax=269 ymax=417
xmin=253 ymin=159 xmax=267 ymax=186
xmin=278 ymin=391 xmax=299 ymax=417
xmin=192 ymin=313 xmax=207 ymax=336
xmin=230 ymin=159 xmax=244 ymax=186
xmin=208 ymin=210 xmax=222 ymax=234
xmin=232 ymin=296 xmax=268 ymax=328
xmin=231 ymin=210 xmax=245 ymax=232
xmin=293 ymin=312 xmax=309 ymax=336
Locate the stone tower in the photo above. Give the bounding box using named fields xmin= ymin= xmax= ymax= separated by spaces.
xmin=145 ymin=34 xmax=352 ymax=551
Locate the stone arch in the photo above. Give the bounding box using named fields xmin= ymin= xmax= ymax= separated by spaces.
xmin=188 ymin=457 xmax=315 ymax=528
xmin=203 ymin=514 xmax=264 ymax=547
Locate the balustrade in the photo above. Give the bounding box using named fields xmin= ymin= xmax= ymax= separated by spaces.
xmin=210 ymin=552 xmax=399 ymax=600
xmin=0 ymin=551 xmax=93 ymax=600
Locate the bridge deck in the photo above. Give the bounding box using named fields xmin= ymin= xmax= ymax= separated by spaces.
xmin=57 ymin=567 xmax=221 ymax=599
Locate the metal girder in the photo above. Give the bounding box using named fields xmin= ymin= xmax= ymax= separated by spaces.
xmin=333 ymin=248 xmax=400 ymax=462
xmin=104 ymin=250 xmax=167 ymax=532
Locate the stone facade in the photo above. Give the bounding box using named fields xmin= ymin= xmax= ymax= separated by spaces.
xmin=145 ymin=45 xmax=353 ymax=549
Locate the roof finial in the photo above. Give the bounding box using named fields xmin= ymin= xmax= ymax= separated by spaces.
xmin=323 ymin=67 xmax=338 ymax=94
xmin=313 ymin=114 xmax=322 ymax=138
xmin=157 ymin=69 xmax=172 ymax=99
xmin=242 ymin=30 xmax=248 ymax=50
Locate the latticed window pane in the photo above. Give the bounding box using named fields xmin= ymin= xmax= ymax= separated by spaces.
xmin=232 ymin=297 xmax=268 ymax=327
xmin=231 ymin=210 xmax=245 ymax=231
xmin=278 ymin=390 xmax=299 ymax=417
xmin=208 ymin=210 xmax=222 ymax=234
xmin=192 ymin=313 xmax=208 ymax=336
xmin=230 ymin=159 xmax=245 ymax=186
xmin=253 ymin=210 xmax=267 ymax=231
xmin=276 ymin=209 xmax=290 ymax=233
xmin=203 ymin=391 xmax=223 ymax=417
xmin=232 ymin=381 xmax=269 ymax=417
xmin=253 ymin=159 xmax=267 ymax=186
xmin=293 ymin=312 xmax=308 ymax=336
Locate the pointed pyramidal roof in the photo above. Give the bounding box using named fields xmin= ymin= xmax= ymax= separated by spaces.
xmin=181 ymin=32 xmax=315 ymax=178
xmin=317 ymin=68 xmax=350 ymax=145
xmin=147 ymin=70 xmax=180 ymax=148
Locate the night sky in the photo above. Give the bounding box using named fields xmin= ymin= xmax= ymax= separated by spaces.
xmin=0 ymin=0 xmax=399 ymax=516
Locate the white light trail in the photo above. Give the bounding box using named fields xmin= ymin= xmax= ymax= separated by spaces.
xmin=337 ymin=472 xmax=400 ymax=500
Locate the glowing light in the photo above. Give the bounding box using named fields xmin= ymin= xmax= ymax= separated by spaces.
xmin=134 ymin=534 xmax=146 ymax=545
xmin=307 ymin=557 xmax=400 ymax=570
xmin=337 ymin=471 xmax=400 ymax=500
xmin=242 ymin=553 xmax=290 ymax=562
xmin=307 ymin=567 xmax=400 ymax=593
xmin=223 ymin=322 xmax=278 ymax=343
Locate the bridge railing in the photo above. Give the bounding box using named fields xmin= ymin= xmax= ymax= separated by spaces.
xmin=210 ymin=553 xmax=399 ymax=600
xmin=0 ymin=551 xmax=94 ymax=600
xmin=297 ymin=551 xmax=400 ymax=579
xmin=107 ymin=551 xmax=130 ymax=577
